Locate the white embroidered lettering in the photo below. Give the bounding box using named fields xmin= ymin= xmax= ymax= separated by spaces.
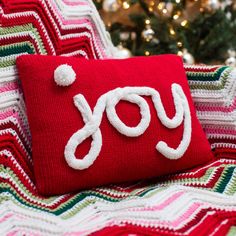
xmin=64 ymin=84 xmax=192 ymax=170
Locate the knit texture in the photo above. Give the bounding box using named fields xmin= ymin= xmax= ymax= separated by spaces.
xmin=16 ymin=54 xmax=213 ymax=195
xmin=185 ymin=65 xmax=236 ymax=158
xmin=0 ymin=0 xmax=235 ymax=234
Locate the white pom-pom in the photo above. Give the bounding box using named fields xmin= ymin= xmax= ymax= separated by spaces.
xmin=54 ymin=64 xmax=76 ymax=86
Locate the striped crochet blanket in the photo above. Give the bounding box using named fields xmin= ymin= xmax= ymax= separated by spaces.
xmin=0 ymin=0 xmax=235 ymax=235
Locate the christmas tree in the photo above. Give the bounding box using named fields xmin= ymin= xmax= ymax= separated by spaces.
xmin=94 ymin=0 xmax=236 ymax=65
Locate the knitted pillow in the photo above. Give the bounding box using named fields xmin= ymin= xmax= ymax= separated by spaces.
xmin=16 ymin=54 xmax=214 ymax=195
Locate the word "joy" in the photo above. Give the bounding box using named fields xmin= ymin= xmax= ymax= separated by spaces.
xmin=54 ymin=64 xmax=192 ymax=170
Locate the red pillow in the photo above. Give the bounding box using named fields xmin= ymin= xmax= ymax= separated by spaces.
xmin=16 ymin=54 xmax=214 ymax=195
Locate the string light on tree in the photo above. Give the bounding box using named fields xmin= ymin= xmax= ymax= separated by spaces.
xmin=177 ymin=41 xmax=183 ymax=48
xmin=157 ymin=2 xmax=174 ymax=17
xmin=201 ymin=0 xmax=221 ymax=12
xmin=142 ymin=25 xmax=155 ymax=42
xmin=145 ymin=19 xmax=151 ymax=25
xmin=149 ymin=1 xmax=155 ymax=7
xmin=157 ymin=2 xmax=164 ymax=10
xmin=181 ymin=20 xmax=188 ymax=27
xmin=98 ymin=0 xmax=236 ymax=64
xmin=102 ymin=0 xmax=120 ymax=12
xmin=122 ymin=1 xmax=130 ymax=9
xmin=169 ymin=26 xmax=176 ymax=36
xmin=143 ymin=19 xmax=159 ymax=45
xmin=173 ymin=11 xmax=181 ymax=20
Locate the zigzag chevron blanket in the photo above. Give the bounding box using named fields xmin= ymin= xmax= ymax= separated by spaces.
xmin=0 ymin=0 xmax=235 ymax=235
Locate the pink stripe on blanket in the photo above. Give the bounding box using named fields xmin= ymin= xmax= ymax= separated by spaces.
xmin=196 ymin=98 xmax=236 ymax=113
xmin=128 ymin=191 xmax=184 ymax=213
xmin=50 ymin=1 xmax=105 ymax=58
xmin=0 ymin=213 xmax=14 ymax=223
xmin=184 ymin=65 xmax=221 ymax=72
xmin=146 ymin=191 xmax=184 ymax=211
xmin=0 ymin=109 xmax=30 ymax=140
xmin=171 ymin=202 xmax=202 ymax=227
xmin=7 ymin=231 xmax=41 ymax=236
xmin=50 ymin=0 xmax=90 ymax=25
xmin=205 ymin=128 xmax=236 ymax=136
xmin=0 ymin=82 xmax=18 ymax=93
xmin=62 ymin=0 xmax=88 ymax=6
